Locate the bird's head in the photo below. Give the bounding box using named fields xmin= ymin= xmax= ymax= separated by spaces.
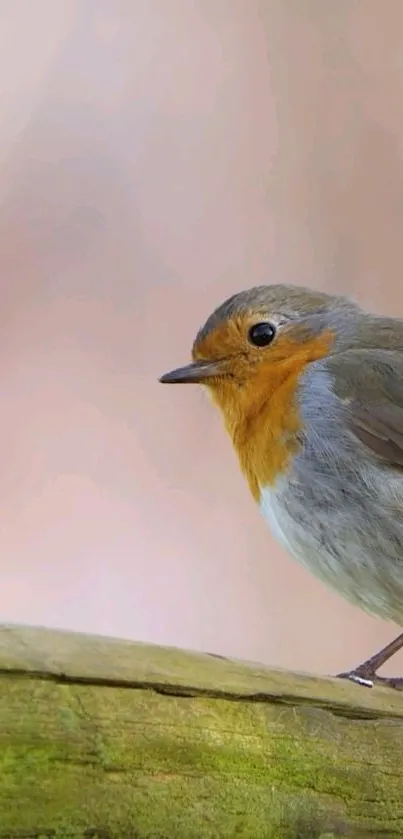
xmin=159 ymin=284 xmax=361 ymax=494
xmin=160 ymin=284 xmax=359 ymax=400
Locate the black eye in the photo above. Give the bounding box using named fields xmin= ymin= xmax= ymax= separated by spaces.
xmin=248 ymin=321 xmax=276 ymax=347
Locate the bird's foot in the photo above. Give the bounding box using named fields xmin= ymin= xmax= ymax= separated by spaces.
xmin=336 ymin=631 xmax=403 ymax=691
xmin=337 ymin=632 xmax=403 ymax=690
xmin=337 ymin=670 xmax=374 ymax=688
xmin=337 ymin=668 xmax=403 ymax=691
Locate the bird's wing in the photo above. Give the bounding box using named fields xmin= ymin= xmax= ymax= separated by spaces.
xmin=326 ymin=348 xmax=403 ymax=469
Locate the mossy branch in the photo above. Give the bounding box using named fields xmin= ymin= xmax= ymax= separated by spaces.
xmin=1 ymin=624 xmax=403 ymax=838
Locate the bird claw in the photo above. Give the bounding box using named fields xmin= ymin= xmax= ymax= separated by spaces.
xmin=337 ymin=669 xmax=403 ymax=690
xmin=342 ymin=673 xmax=374 ymax=688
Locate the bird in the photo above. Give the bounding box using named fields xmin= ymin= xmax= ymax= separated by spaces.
xmin=159 ymin=284 xmax=403 ymax=689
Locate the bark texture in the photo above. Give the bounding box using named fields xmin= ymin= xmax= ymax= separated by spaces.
xmin=1 ymin=624 xmax=403 ymax=838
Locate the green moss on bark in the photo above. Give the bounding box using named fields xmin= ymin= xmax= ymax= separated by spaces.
xmin=1 ymin=626 xmax=403 ymax=838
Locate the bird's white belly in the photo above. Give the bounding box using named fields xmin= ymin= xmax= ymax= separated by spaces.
xmin=258 ymin=481 xmax=403 ymax=623
xmin=258 ymin=482 xmax=360 ymax=608
xmin=259 ymin=484 xmax=298 ymax=558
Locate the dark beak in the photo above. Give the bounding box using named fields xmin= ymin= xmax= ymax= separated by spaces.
xmin=159 ymin=359 xmax=225 ymax=384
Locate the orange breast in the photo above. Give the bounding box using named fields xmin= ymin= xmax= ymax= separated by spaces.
xmin=210 ymin=331 xmax=334 ymax=501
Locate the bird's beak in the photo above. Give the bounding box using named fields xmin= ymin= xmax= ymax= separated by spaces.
xmin=159 ymin=358 xmax=225 ymax=384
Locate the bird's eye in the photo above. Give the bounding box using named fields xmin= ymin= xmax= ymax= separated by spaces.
xmin=247 ymin=321 xmax=276 ymax=347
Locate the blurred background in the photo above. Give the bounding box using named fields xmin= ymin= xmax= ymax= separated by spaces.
xmin=1 ymin=0 xmax=403 ymax=676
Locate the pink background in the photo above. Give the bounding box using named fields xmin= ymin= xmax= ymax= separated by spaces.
xmin=1 ymin=0 xmax=403 ymax=676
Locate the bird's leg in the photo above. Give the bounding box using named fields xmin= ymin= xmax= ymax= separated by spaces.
xmin=336 ymin=631 xmax=403 ymax=690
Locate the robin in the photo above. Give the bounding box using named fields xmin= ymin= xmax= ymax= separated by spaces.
xmin=160 ymin=284 xmax=403 ymax=690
